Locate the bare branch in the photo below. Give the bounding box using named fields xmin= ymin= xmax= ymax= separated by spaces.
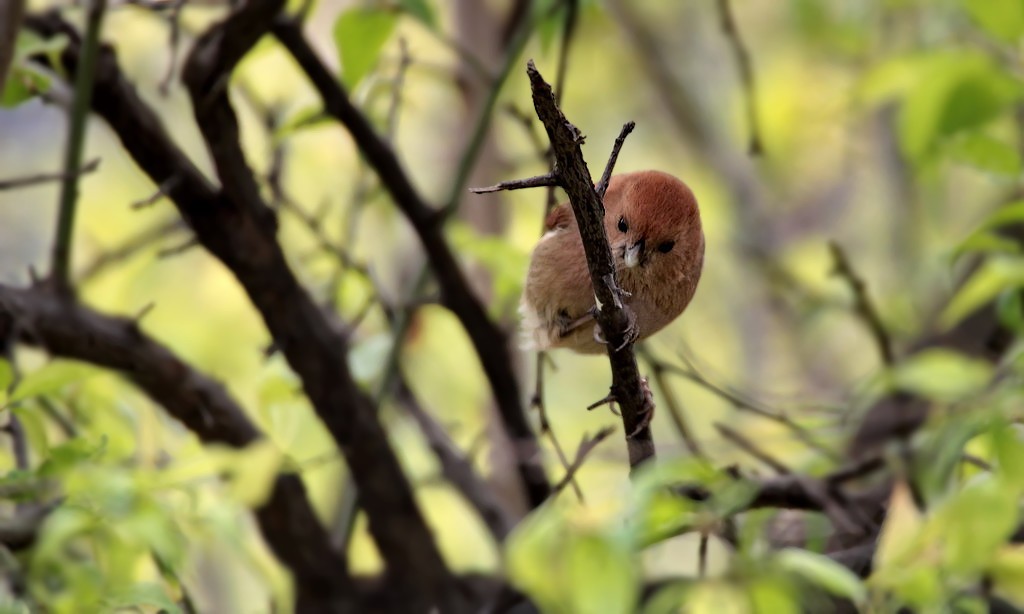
xmin=638 ymin=347 xmax=706 ymax=459
xmin=469 ymin=172 xmax=559 ymax=194
xmin=714 ymin=0 xmax=762 ymax=155
xmin=273 ymin=17 xmax=550 ymax=508
xmin=0 ymin=158 xmax=100 ymax=191
xmin=715 ymin=422 xmax=790 ymax=475
xmin=52 ymin=0 xmax=108 ymax=292
xmin=829 ymin=241 xmax=895 ymax=366
xmin=397 ymin=380 xmax=514 ymax=542
xmin=552 ymin=427 xmax=615 ymax=494
xmin=594 ymin=121 xmax=635 ymax=200
xmin=523 ymin=59 xmax=655 ymax=469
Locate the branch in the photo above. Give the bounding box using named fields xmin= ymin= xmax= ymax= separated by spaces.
xmin=552 ymin=426 xmax=614 ymax=494
xmin=0 ymin=158 xmax=100 ymax=191
xmin=714 ymin=0 xmax=762 ymax=155
xmin=179 ymin=2 xmax=457 ymax=605
xmin=829 ymin=241 xmax=894 ymax=366
xmin=594 ymin=121 xmax=635 ymax=199
xmin=26 ymin=6 xmax=460 ymax=607
xmin=524 ymin=59 xmax=655 ymax=469
xmin=638 ymin=347 xmax=706 ymax=459
xmin=272 ymin=17 xmax=550 ymax=508
xmin=0 ymin=283 xmax=353 ymax=605
xmin=469 ymin=172 xmax=559 ymax=194
xmin=0 ymin=0 xmax=25 ymax=92
xmin=51 ymin=0 xmax=107 ymax=292
xmin=715 ymin=422 xmax=790 ymax=475
xmin=396 ymin=380 xmax=514 ymax=542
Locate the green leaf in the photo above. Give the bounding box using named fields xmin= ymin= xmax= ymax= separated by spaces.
xmin=776 ymin=548 xmax=867 ymax=603
xmin=10 ymin=362 xmax=94 ymax=404
xmin=101 ymin=583 xmax=181 ymax=614
xmin=936 ymin=477 xmax=1019 ymax=574
xmin=978 ymin=201 xmax=1024 ymax=230
xmin=564 ymin=533 xmax=638 ymax=614
xmin=874 ymin=481 xmax=924 ymax=571
xmin=991 ymin=422 xmax=1024 ymax=491
xmin=946 ymin=132 xmax=1021 ymax=175
xmin=953 ymin=231 xmax=1021 ymax=260
xmin=1 ymin=65 xmax=50 ymax=109
xmin=890 ymin=348 xmax=993 ymax=402
xmin=896 ymin=53 xmax=1020 ymax=160
xmin=0 ymin=360 xmax=12 ymax=403
xmin=333 ymin=8 xmax=398 ymax=89
xmin=942 ymin=256 xmax=1024 ymax=329
xmin=507 ymin=507 xmax=638 ymax=614
xmin=990 ymin=545 xmax=1024 ymax=606
xmin=962 ymin=0 xmax=1024 ymax=42
xmin=916 ymin=414 xmax=988 ymax=501
xmin=398 ymin=0 xmax=436 ymax=28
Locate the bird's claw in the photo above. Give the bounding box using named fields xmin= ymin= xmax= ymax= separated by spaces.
xmin=587 ymin=378 xmax=656 ymax=438
xmin=626 ymin=377 xmax=656 ymax=438
xmin=592 ymin=307 xmax=639 ymax=352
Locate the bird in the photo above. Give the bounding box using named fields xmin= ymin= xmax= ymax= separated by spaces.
xmin=520 ymin=170 xmax=704 ymax=354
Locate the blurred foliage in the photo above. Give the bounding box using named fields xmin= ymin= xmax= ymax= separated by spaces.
xmin=3 ymin=0 xmax=1024 ymax=612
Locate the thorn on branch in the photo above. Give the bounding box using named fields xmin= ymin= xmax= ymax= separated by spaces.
xmin=157 ymin=237 xmax=198 ymax=259
xmin=130 ymin=175 xmax=179 ymax=210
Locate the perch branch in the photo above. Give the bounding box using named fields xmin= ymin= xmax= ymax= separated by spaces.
xmin=524 ymin=59 xmax=655 ymax=469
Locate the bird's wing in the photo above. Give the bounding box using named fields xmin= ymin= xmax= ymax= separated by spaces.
xmin=544 ymin=203 xmax=575 ymax=231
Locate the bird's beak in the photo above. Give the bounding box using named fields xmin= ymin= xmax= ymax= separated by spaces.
xmin=624 ymin=239 xmax=645 ymax=268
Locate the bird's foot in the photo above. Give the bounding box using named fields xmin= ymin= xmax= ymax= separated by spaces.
xmin=592 ymin=306 xmax=639 ymax=352
xmin=628 ymin=377 xmax=656 ymax=438
xmin=587 ymin=377 xmax=656 ymax=438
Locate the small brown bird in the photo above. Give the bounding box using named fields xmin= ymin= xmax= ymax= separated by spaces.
xmin=520 ymin=170 xmax=704 ymax=354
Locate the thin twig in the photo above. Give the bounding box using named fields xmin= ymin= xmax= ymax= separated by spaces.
xmin=385 ymin=37 xmax=412 ymax=144
xmin=553 ymin=0 xmax=578 ymax=106
xmin=714 ymin=0 xmax=762 ymax=155
xmin=52 ymin=0 xmax=108 ymax=291
xmin=594 ymin=121 xmax=635 ymax=200
xmin=78 ymin=218 xmax=184 ymax=283
xmin=829 ymin=241 xmax=894 ymax=366
xmin=522 ymin=60 xmax=654 ymax=468
xmin=130 ymin=175 xmax=179 ymax=209
xmin=0 ymin=158 xmax=100 ymax=191
xmin=531 ymin=352 xmax=584 ymax=502
xmin=697 ymin=531 xmax=709 ymax=577
xmin=552 ymin=426 xmax=615 ymax=494
xmin=661 ymin=359 xmax=840 ymax=461
xmin=157 ymin=0 xmax=187 ymax=96
xmin=397 ymin=379 xmax=514 ymax=541
xmin=639 ymin=347 xmax=705 ymax=458
xmin=715 ymin=422 xmax=791 ymax=475
xmin=469 ymin=172 xmax=558 ymax=194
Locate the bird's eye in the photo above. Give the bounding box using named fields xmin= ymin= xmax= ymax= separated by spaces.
xmin=657 ymin=240 xmax=675 ymax=253
xmin=617 ymin=217 xmax=628 ymax=233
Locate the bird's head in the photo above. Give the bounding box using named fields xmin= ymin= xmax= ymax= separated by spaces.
xmin=604 ymin=170 xmax=704 ymax=285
